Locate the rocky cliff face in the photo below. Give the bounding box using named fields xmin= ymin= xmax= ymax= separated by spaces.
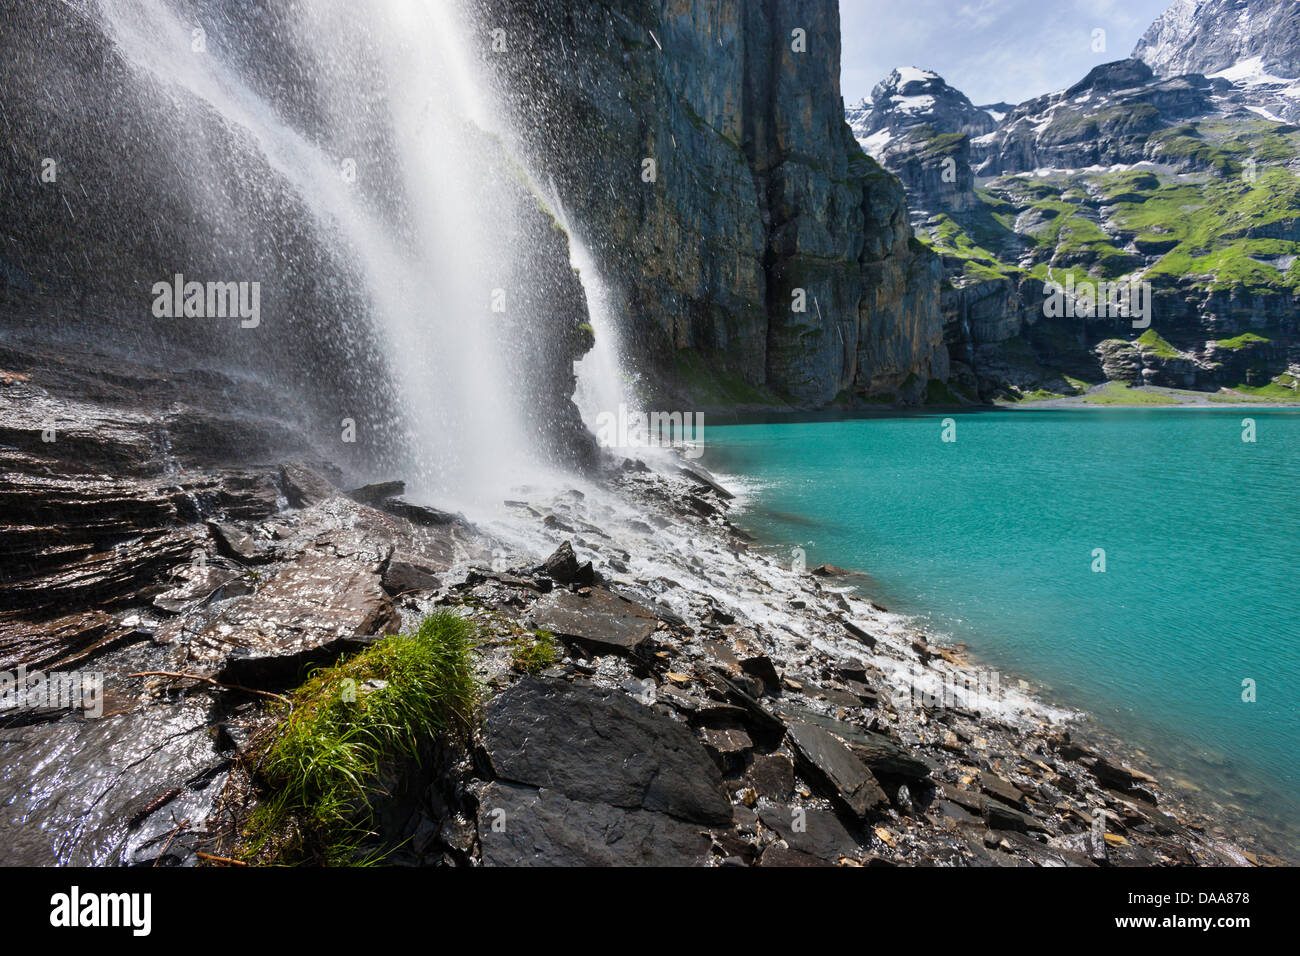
xmin=483 ymin=0 xmax=946 ymax=408
xmin=1135 ymin=0 xmax=1300 ymax=79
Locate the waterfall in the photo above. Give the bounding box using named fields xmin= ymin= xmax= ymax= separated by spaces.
xmin=89 ymin=0 xmax=625 ymax=509
xmin=548 ymin=194 xmax=639 ymax=430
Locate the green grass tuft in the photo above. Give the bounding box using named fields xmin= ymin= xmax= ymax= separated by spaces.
xmin=240 ymin=611 xmax=480 ymax=865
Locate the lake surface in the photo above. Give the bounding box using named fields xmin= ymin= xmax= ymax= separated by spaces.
xmin=702 ymin=407 xmax=1299 ymax=853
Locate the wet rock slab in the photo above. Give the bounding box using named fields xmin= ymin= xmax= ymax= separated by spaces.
xmin=785 ymin=719 xmax=890 ymax=818
xmin=528 ymin=588 xmax=658 ymax=656
xmin=0 ymin=700 xmax=224 ymax=866
xmin=477 ymin=782 xmax=710 ymax=866
xmin=483 ymin=678 xmax=732 ymax=826
xmin=759 ymin=805 xmax=861 ymax=862
xmin=162 ymin=550 xmax=396 ymax=686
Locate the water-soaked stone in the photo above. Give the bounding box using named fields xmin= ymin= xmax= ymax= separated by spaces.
xmin=347 ymin=481 xmax=406 ymax=507
xmin=984 ymin=799 xmax=1047 ymax=833
xmin=979 ymin=770 xmax=1028 ymax=808
xmin=279 ymin=462 xmax=340 ymax=508
xmin=785 ymin=719 xmax=890 ymax=819
xmin=529 ymin=588 xmax=657 ymax=656
xmin=745 ymin=753 xmax=796 ymax=801
xmin=151 ymin=564 xmax=243 ymax=614
xmin=0 ymin=700 xmax=225 ymax=865
xmin=381 ymin=560 xmax=442 ymax=596
xmin=484 ymin=677 xmax=732 ymax=825
xmin=779 ymin=703 xmax=934 ymax=780
xmin=477 ymin=782 xmax=711 ymax=866
xmin=169 ymin=550 xmax=397 ymax=686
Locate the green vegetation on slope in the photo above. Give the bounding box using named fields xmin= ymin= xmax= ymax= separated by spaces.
xmin=1136 ymin=329 xmax=1181 ymax=358
xmin=1081 ymin=382 xmax=1181 ymax=406
xmin=1215 ymin=332 xmax=1271 ymax=350
xmin=932 ymin=116 xmax=1300 ymax=296
xmin=511 ymin=628 xmax=559 ymax=674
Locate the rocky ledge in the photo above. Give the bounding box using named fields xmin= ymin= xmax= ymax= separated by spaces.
xmin=0 ymin=340 xmax=1286 ymax=867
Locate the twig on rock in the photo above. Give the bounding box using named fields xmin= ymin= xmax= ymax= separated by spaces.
xmin=126 ymin=671 xmax=289 ymax=704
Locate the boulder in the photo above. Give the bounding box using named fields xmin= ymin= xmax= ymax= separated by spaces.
xmin=170 ymin=550 xmax=397 ymax=686
xmin=483 ymin=678 xmax=732 ymax=825
xmin=279 ymin=463 xmax=338 ymax=508
xmin=759 ymin=805 xmax=861 ymax=862
xmin=477 ymin=782 xmax=711 ymax=866
xmin=540 ymin=540 xmax=594 ymax=586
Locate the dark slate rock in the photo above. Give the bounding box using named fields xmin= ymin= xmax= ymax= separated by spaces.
xmin=758 ymin=844 xmax=834 ymax=867
xmin=172 ymin=550 xmax=397 ymax=686
xmin=0 ymin=700 xmax=225 ymax=865
xmin=540 ymin=540 xmax=594 ymax=586
xmin=785 ymin=720 xmax=889 ymax=818
xmin=382 ymin=559 xmax=442 ymax=596
xmin=745 ymin=753 xmax=796 ymax=801
xmin=739 ymin=654 xmax=781 ymax=696
xmin=206 ymin=520 xmax=263 ymax=563
xmin=530 ymin=588 xmax=657 ymax=656
xmin=937 ymin=782 xmax=986 ymax=815
xmin=702 ymin=670 xmax=787 ymax=735
xmin=381 ymin=498 xmax=462 ymax=527
xmin=346 ymin=480 xmax=405 ymax=507
xmin=979 ymin=770 xmax=1028 ymax=808
xmin=151 ymin=564 xmax=241 ymax=613
xmin=477 ymin=782 xmax=710 ymax=866
xmin=848 ymin=729 xmax=934 ymax=781
xmin=842 ymin=618 xmax=878 ymax=649
xmin=759 ymin=805 xmax=861 ymax=862
xmin=699 ymin=726 xmax=753 ymax=759
xmin=279 ymin=462 xmax=338 ymax=508
xmin=931 ymin=798 xmax=983 ymax=828
xmin=985 ymin=799 xmax=1047 ymax=833
xmin=776 ymin=704 xmax=934 ymax=780
xmin=678 ymin=466 xmax=734 ymax=500
xmin=542 ymin=539 xmax=580 ymax=582
xmin=484 ymin=678 xmax=732 ymax=825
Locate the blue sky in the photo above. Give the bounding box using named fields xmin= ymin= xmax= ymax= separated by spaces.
xmin=840 ymin=0 xmax=1175 ymax=107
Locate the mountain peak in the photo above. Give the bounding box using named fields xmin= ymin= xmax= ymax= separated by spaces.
xmin=1134 ymin=0 xmax=1300 ymax=79
xmin=1065 ymin=58 xmax=1155 ymax=98
xmin=854 ymin=67 xmax=995 ymax=151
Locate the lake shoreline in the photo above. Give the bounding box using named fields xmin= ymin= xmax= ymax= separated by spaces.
xmin=698 ymin=410 xmax=1299 ymax=864
xmin=706 ymin=476 xmax=1297 ymax=864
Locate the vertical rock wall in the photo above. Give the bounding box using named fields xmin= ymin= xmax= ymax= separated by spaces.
xmin=484 ymin=0 xmax=946 ymax=407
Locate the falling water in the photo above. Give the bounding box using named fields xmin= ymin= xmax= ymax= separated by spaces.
xmin=547 ymin=193 xmax=639 ymax=430
xmin=90 ymin=0 xmax=625 ymax=510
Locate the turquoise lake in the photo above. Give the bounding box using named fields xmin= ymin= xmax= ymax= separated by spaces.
xmin=702 ymin=408 xmax=1299 ymax=854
